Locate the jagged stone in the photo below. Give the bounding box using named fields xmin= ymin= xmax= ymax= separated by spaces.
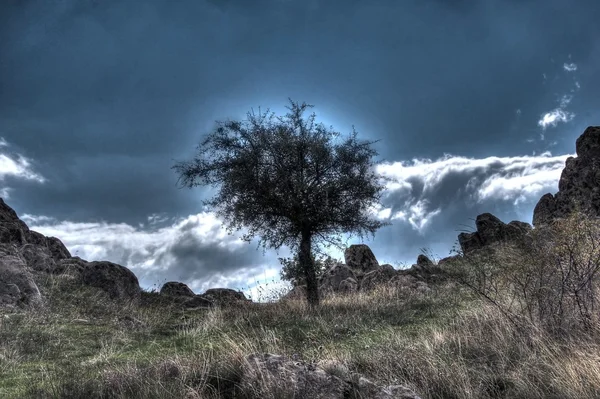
xmin=458 ymin=213 xmax=532 ymax=255
xmin=344 ymin=244 xmax=379 ymax=274
xmin=533 ymin=126 xmax=600 ymax=227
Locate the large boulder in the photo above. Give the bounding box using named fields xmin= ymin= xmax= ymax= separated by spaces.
xmin=0 ymin=244 xmax=42 ymax=308
xmin=344 ymin=244 xmax=380 ymax=274
xmin=338 ymin=277 xmax=358 ymax=294
xmin=18 ymin=244 xmax=57 ymax=273
xmin=280 ymin=285 xmax=307 ymax=301
xmin=81 ymin=261 xmax=141 ymax=303
xmin=199 ymin=288 xmax=249 ymax=306
xmin=181 ymin=295 xmax=214 ymax=309
xmin=240 ymin=353 xmax=422 ymax=399
xmin=458 ymin=213 xmax=532 ymax=255
xmin=54 ymin=256 xmax=88 ymax=277
xmin=533 ymin=126 xmax=600 ymax=227
xmin=0 ymin=198 xmax=31 ymax=246
xmin=360 ymin=264 xmax=397 ymax=292
xmin=160 ymin=281 xmax=195 ymax=298
xmin=319 ymin=264 xmax=357 ymax=293
xmin=46 ymin=236 xmax=71 ymax=261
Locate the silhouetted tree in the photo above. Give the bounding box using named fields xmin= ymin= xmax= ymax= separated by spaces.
xmin=172 ymin=99 xmax=392 ymax=306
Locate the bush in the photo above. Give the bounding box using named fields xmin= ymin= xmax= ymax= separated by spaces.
xmin=446 ymin=207 xmax=600 ymax=336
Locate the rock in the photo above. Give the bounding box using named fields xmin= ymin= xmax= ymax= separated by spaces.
xmin=200 ymin=288 xmax=248 ymax=306
xmin=338 ymin=277 xmax=358 ymax=293
xmin=533 ymin=126 xmax=600 ymax=227
xmin=81 ymin=261 xmax=141 ymax=303
xmin=416 ymin=255 xmax=433 ymax=267
xmin=0 ymin=244 xmax=43 ymax=308
xmin=360 ymin=265 xmax=397 ymax=292
xmin=181 ymin=295 xmax=214 ymax=309
xmin=390 ymin=274 xmax=430 ymax=294
xmin=281 ymin=285 xmax=307 ymax=301
xmin=0 ymin=198 xmax=30 ymax=246
xmin=160 ymin=281 xmax=195 ymax=298
xmin=45 ymin=236 xmax=71 ymax=261
xmin=26 ymin=230 xmax=48 ymax=247
xmin=18 ymin=244 xmax=57 ymax=273
xmin=458 ymin=213 xmax=532 ymax=255
xmin=240 ymin=353 xmax=421 ymax=399
xmin=54 ymin=256 xmax=88 ymax=276
xmin=319 ymin=264 xmax=357 ymax=293
xmin=344 ymin=244 xmax=380 ymax=274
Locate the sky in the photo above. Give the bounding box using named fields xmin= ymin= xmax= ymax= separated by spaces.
xmin=1 ymin=0 xmax=599 ymax=301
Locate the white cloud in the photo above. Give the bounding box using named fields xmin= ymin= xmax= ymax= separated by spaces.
xmin=538 ymin=109 xmax=575 ymax=129
xmin=374 ymin=151 xmax=571 ymax=219
xmin=0 ymin=140 xmax=46 ymax=198
xmin=563 ymin=62 xmax=577 ymax=72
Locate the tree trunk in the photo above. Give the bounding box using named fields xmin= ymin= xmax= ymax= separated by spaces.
xmin=300 ymin=229 xmax=320 ymax=307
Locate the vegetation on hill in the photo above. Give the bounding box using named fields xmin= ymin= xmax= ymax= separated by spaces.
xmin=1 ymin=209 xmax=600 ymax=398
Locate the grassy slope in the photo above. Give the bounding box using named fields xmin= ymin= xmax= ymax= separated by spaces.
xmin=1 ymin=263 xmax=600 ymax=398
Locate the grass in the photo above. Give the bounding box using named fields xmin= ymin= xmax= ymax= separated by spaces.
xmin=2 ymin=214 xmax=600 ymax=398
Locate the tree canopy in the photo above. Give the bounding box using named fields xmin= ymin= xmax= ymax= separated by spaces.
xmin=172 ymin=99 xmax=393 ymax=306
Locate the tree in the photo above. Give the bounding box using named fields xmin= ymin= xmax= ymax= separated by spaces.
xmin=172 ymin=99 xmax=392 ymax=307
xmin=279 ymin=252 xmax=343 ymax=287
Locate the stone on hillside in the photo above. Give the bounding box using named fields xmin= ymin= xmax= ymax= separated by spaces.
xmin=360 ymin=264 xmax=397 ymax=292
xmin=200 ymin=288 xmax=248 ymax=306
xmin=533 ymin=126 xmax=600 ymax=226
xmin=338 ymin=277 xmax=358 ymax=294
xmin=0 ymin=199 xmax=30 ymax=246
xmin=26 ymin=230 xmax=48 ymax=247
xmin=54 ymin=256 xmax=88 ymax=277
xmin=390 ymin=273 xmax=430 ymax=294
xmin=181 ymin=295 xmax=214 ymax=309
xmin=160 ymin=281 xmax=195 ymax=298
xmin=0 ymin=244 xmax=42 ymax=308
xmin=416 ymin=255 xmax=433 ymax=267
xmin=458 ymin=213 xmax=532 ymax=255
xmin=18 ymin=244 xmax=56 ymax=273
xmin=46 ymin=236 xmax=71 ymax=261
xmin=319 ymin=264 xmax=357 ymax=293
xmin=281 ymin=285 xmax=307 ymax=301
xmin=240 ymin=353 xmax=422 ymax=399
xmin=344 ymin=244 xmax=379 ymax=274
xmin=81 ymin=261 xmax=141 ymax=303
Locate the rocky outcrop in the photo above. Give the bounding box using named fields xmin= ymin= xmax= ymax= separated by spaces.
xmin=81 ymin=261 xmax=141 ymax=303
xmin=319 ymin=264 xmax=357 ymax=294
xmin=344 ymin=244 xmax=379 ymax=273
xmin=0 ymin=244 xmax=42 ymax=308
xmin=533 ymin=126 xmax=600 ymax=227
xmin=241 ymin=353 xmax=422 ymax=399
xmin=160 ymin=281 xmax=195 ymax=298
xmin=360 ymin=264 xmax=397 ymax=292
xmin=458 ymin=213 xmax=532 ymax=255
xmin=201 ymin=288 xmax=249 ymax=306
